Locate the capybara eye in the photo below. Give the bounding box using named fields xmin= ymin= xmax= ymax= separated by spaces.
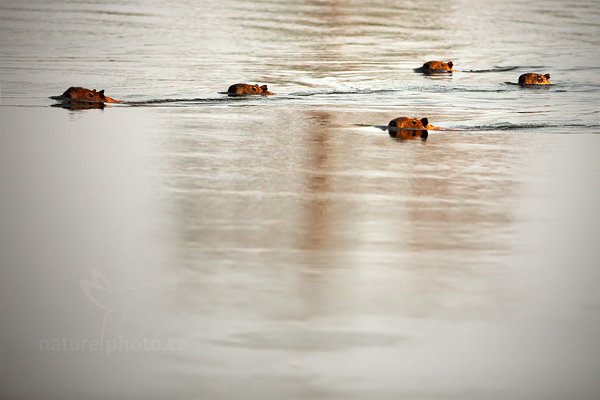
xmin=88 ymin=93 xmax=94 ymax=98
xmin=252 ymin=87 xmax=257 ymax=91
xmin=412 ymin=120 xmax=417 ymax=124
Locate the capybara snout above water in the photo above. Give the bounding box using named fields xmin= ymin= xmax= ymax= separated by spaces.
xmin=518 ymin=73 xmax=551 ymax=86
xmin=227 ymin=83 xmax=275 ymax=95
xmin=388 ymin=117 xmax=430 ymax=140
xmin=51 ymin=87 xmax=120 ymax=103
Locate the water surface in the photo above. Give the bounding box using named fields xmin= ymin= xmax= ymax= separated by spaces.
xmin=1 ymin=1 xmax=600 ymax=399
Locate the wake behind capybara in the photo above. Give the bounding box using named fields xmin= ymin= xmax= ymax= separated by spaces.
xmin=227 ymin=83 xmax=275 ymax=95
xmin=51 ymin=87 xmax=121 ymax=103
xmin=387 ymin=117 xmax=432 ymax=140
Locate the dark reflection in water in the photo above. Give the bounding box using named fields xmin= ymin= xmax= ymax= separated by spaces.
xmin=50 ymin=101 xmax=106 ymax=110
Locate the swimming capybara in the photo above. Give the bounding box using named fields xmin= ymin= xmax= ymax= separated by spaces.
xmin=388 ymin=117 xmax=431 ymax=140
xmin=227 ymin=83 xmax=275 ymax=95
xmin=416 ymin=61 xmax=454 ymax=73
xmin=518 ymin=73 xmax=551 ymax=86
xmin=51 ymin=87 xmax=120 ymax=103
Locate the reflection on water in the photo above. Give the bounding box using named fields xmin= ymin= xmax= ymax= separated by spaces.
xmin=164 ymin=104 xmax=522 ymax=320
xmin=1 ymin=0 xmax=600 ymax=399
xmin=50 ymin=101 xmax=106 ymax=110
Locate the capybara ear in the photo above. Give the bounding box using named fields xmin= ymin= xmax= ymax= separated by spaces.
xmin=261 ymin=85 xmax=268 ymax=91
xmin=544 ymin=74 xmax=550 ymax=79
xmin=421 ymin=118 xmax=429 ymax=127
xmin=448 ymin=61 xmax=453 ymax=68
xmin=99 ymin=89 xmax=105 ymax=99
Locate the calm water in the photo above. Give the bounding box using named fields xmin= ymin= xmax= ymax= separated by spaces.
xmin=1 ymin=0 xmax=600 ymax=399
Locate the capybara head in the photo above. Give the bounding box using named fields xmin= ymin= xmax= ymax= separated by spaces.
xmin=518 ymin=73 xmax=551 ymax=86
xmin=227 ymin=83 xmax=275 ymax=95
xmin=388 ymin=117 xmax=430 ymax=140
xmin=54 ymin=87 xmax=120 ymax=103
xmin=422 ymin=61 xmax=454 ymax=72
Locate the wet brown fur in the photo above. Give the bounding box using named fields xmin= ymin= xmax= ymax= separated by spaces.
xmin=388 ymin=117 xmax=431 ymax=140
xmin=56 ymin=87 xmax=120 ymax=103
xmin=227 ymin=83 xmax=275 ymax=95
xmin=420 ymin=61 xmax=454 ymax=73
xmin=518 ymin=73 xmax=551 ymax=86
